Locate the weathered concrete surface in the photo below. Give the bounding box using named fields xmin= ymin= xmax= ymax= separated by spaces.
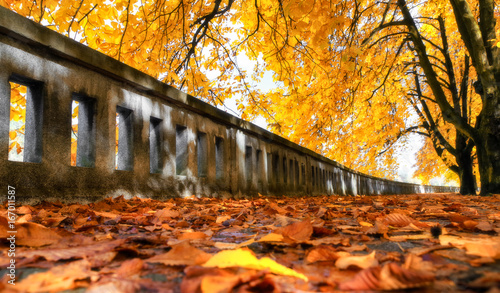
xmin=0 ymin=6 xmax=458 ymax=203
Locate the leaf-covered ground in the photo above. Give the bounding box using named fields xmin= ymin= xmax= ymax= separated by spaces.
xmin=1 ymin=193 xmax=500 ymax=292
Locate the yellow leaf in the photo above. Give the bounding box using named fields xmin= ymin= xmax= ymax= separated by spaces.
xmin=16 ymin=142 xmax=22 ymax=154
xmin=72 ymin=105 xmax=79 ymax=118
xmin=257 ymin=232 xmax=284 ymax=242
xmin=203 ymin=248 xmax=308 ymax=281
xmin=359 ymin=221 xmax=373 ymax=227
xmin=9 ymin=131 xmax=17 ymax=140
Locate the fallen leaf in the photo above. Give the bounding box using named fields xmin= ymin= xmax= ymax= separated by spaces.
xmin=200 ymin=275 xmax=240 ymax=293
xmin=403 ymin=253 xmax=436 ymax=272
xmin=359 ymin=221 xmax=373 ymax=227
xmin=258 ymin=233 xmax=284 ymax=242
xmin=281 ymin=219 xmax=313 ymax=242
xmin=382 ymin=213 xmax=423 ymax=227
xmin=17 ymin=222 xmax=62 ymax=247
xmin=335 ymin=251 xmax=378 ymax=270
xmin=216 ymin=215 xmax=231 ymax=224
xmin=462 ymin=220 xmax=479 ymax=230
xmin=146 ymin=241 xmax=212 ymax=266
xmin=154 ymin=208 xmax=180 ymax=220
xmin=181 ymin=266 xmax=236 ymax=293
xmin=116 ymin=258 xmax=144 ymax=278
xmin=15 ymin=260 xmax=96 ymax=292
xmin=366 ymin=220 xmax=389 ymax=235
xmin=214 ymin=242 xmax=239 ymax=250
xmin=178 ymin=231 xmax=210 ymax=240
xmin=475 ymin=221 xmax=494 ymax=232
xmin=203 ymin=248 xmax=308 ymax=281
xmin=338 ymin=262 xmax=434 ymax=290
xmin=306 ymin=245 xmax=343 ymax=263
xmin=19 ymin=239 xmax=125 ymax=261
xmin=307 ymin=236 xmax=350 ymax=246
xmin=440 ymin=235 xmax=500 ymax=258
xmin=464 ymin=242 xmax=500 ymax=259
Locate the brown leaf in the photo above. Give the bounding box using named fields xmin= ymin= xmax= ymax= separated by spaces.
xmin=382 ymin=213 xmax=418 ymax=227
xmin=403 ymin=254 xmax=436 ymax=272
xmin=178 ymin=231 xmax=210 ymax=240
xmin=443 ymin=203 xmax=462 ymax=212
xmin=462 ymin=220 xmax=479 ymax=230
xmin=15 ymin=259 xmax=96 ymax=292
xmin=281 ymin=219 xmax=313 ymax=242
xmin=307 ymin=236 xmax=350 ymax=246
xmin=335 ymin=251 xmax=378 ymax=270
xmin=464 ymin=242 xmax=500 ymax=259
xmin=440 ymin=235 xmax=500 ymax=259
xmin=366 ymin=220 xmax=389 ymax=235
xmin=338 ymin=262 xmax=434 ymax=291
xmin=312 ymin=226 xmax=335 ymax=237
xmin=181 ymin=266 xmax=236 ymax=293
xmin=268 ymin=202 xmax=288 ymax=215
xmin=154 ymin=208 xmax=180 ymax=220
xmin=146 ymin=241 xmax=212 ymax=266
xmin=19 ymin=239 xmax=125 ymax=261
xmin=449 ymin=214 xmax=471 ymax=223
xmin=475 ymin=221 xmax=494 ymax=232
xmin=116 ymin=258 xmax=144 ymax=278
xmin=305 ymin=245 xmax=342 ymax=263
xmin=200 ymin=275 xmax=241 ymax=293
xmin=7 ymin=222 xmax=62 ymax=247
xmin=214 ymin=215 xmax=230 ymax=224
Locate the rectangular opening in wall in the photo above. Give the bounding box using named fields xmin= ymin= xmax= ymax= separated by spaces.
xmin=321 ymin=169 xmax=325 ymax=188
xmin=197 ymin=132 xmax=208 ymax=177
xmin=70 ymin=100 xmax=78 ymax=166
xmin=273 ymin=153 xmax=279 ymax=183
xmin=71 ymin=94 xmax=96 ymax=167
xmin=311 ymin=166 xmax=315 ymax=186
xmin=319 ymin=169 xmax=322 ymax=188
xmin=301 ymin=164 xmax=305 ymax=185
xmin=295 ymin=160 xmax=299 ymax=186
xmin=256 ymin=149 xmax=262 ymax=184
xmin=319 ymin=168 xmax=322 ymax=188
xmin=267 ymin=153 xmax=272 ymax=183
xmin=283 ymin=157 xmax=287 ymax=184
xmin=150 ymin=117 xmax=162 ymax=173
xmin=245 ymin=146 xmax=252 ymax=186
xmin=316 ymin=167 xmax=319 ymax=187
xmin=289 ymin=159 xmax=294 ymax=186
xmin=8 ymin=77 xmax=43 ymax=163
xmin=8 ymin=82 xmax=27 ymax=162
xmin=176 ymin=125 xmax=188 ymax=176
xmin=215 ymin=137 xmax=224 ymax=180
xmin=115 ymin=106 xmax=133 ymax=171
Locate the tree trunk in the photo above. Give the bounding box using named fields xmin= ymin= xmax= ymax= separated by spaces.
xmin=475 ymin=88 xmax=500 ymax=195
xmin=456 ymin=150 xmax=476 ymax=195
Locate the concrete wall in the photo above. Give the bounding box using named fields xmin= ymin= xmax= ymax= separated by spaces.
xmin=0 ymin=7 xmax=458 ymax=203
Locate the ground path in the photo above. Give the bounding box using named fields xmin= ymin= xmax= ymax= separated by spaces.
xmin=1 ymin=193 xmax=499 ymax=292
